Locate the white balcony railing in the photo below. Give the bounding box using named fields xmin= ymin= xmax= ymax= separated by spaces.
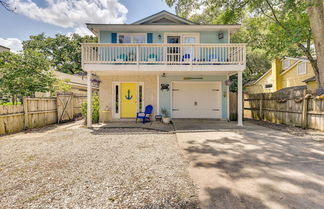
xmin=81 ymin=43 xmax=246 ymax=65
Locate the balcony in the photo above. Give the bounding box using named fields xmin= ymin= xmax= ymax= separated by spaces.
xmin=81 ymin=43 xmax=246 ymax=72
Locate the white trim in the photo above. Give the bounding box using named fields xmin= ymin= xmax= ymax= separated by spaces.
xmin=237 ymin=71 xmax=243 ymax=126
xmin=133 ymin=11 xmax=196 ymax=25
xmin=226 ymin=74 xmax=230 ymax=120
xmin=87 ymin=72 xmax=92 ymax=128
xmin=171 ymin=81 xmax=222 ymax=119
xmin=157 ymin=75 xmax=160 ymax=115
xmin=248 ymin=69 xmax=272 ymax=86
xmin=280 ymin=61 xmax=302 ymax=76
xmin=117 ymin=33 xmax=147 ymax=43
xmin=282 ymin=56 xmax=310 ymax=63
xmin=282 ymin=59 xmax=290 ymax=70
xmin=83 ymin=64 xmax=245 ymax=72
xmin=87 ymin=24 xmax=241 ymax=37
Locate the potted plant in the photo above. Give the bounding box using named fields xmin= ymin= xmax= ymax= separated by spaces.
xmin=161 ymin=108 xmax=171 ymax=124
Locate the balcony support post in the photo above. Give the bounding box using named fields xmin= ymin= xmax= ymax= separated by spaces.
xmin=87 ymin=71 xmax=92 ymax=128
xmin=136 ymin=45 xmax=139 ymax=65
xmin=237 ymin=71 xmax=243 ymax=126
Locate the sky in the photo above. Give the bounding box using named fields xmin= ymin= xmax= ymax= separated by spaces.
xmin=0 ymin=0 xmax=175 ymax=52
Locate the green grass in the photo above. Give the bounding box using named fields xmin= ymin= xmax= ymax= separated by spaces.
xmin=0 ymin=102 xmax=22 ymax=105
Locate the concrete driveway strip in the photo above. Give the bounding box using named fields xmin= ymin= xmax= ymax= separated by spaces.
xmin=175 ymin=120 xmax=324 ymax=209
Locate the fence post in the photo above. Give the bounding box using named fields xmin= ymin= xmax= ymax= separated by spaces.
xmin=302 ymin=89 xmax=309 ymax=129
xmin=260 ymin=94 xmax=264 ymax=120
xmin=23 ymin=97 xmax=29 ymax=129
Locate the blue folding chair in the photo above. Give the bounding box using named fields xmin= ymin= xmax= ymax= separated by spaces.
xmin=136 ymin=105 xmax=153 ymax=123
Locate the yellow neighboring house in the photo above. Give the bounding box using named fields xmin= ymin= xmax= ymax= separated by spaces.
xmin=245 ymin=57 xmax=317 ymax=94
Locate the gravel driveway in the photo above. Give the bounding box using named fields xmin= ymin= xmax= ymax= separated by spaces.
xmin=0 ymin=122 xmax=199 ymax=209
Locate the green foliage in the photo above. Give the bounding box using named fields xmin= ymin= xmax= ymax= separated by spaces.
xmin=166 ymin=0 xmax=315 ymax=90
xmin=53 ymin=79 xmax=72 ymax=94
xmin=160 ymin=108 xmax=170 ymax=117
xmin=80 ymin=94 xmax=100 ymax=124
xmin=0 ymin=50 xmax=55 ymax=102
xmin=230 ymin=113 xmax=238 ymax=121
xmin=23 ymin=33 xmax=97 ymax=74
xmin=0 ymin=102 xmax=22 ymax=105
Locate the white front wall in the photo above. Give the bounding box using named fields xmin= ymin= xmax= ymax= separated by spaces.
xmin=172 ymin=82 xmax=222 ymax=118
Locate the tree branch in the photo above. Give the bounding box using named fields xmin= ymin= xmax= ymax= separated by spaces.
xmin=0 ymin=0 xmax=13 ymax=12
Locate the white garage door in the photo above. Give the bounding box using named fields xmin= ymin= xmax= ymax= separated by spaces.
xmin=172 ymin=82 xmax=221 ymax=118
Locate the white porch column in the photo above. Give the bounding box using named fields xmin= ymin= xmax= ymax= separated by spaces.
xmin=237 ymin=71 xmax=243 ymax=126
xmin=226 ymin=74 xmax=230 ymax=121
xmin=87 ymin=72 xmax=92 ymax=128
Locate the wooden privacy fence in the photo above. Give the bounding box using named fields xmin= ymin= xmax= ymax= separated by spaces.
xmin=0 ymin=94 xmax=86 ymax=135
xmin=244 ymin=89 xmax=324 ymax=131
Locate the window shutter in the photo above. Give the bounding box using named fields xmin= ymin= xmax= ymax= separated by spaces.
xmin=147 ymin=33 xmax=153 ymax=43
xmin=111 ymin=33 xmax=117 ymax=43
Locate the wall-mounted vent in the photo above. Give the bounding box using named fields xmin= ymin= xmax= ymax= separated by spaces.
xmin=183 ymin=77 xmax=203 ymax=80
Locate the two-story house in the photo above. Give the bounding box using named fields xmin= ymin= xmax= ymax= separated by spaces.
xmin=245 ymin=57 xmax=316 ymax=94
xmin=82 ymin=11 xmax=246 ymax=127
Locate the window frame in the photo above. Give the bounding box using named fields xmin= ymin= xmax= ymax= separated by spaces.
xmin=282 ymin=59 xmax=290 ymax=70
xmin=264 ymin=83 xmax=273 ymax=89
xmin=297 ymin=62 xmax=307 ymax=75
xmin=117 ymin=33 xmax=147 ymax=44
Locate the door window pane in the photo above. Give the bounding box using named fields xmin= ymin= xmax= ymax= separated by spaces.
xmin=115 ymin=85 xmax=119 ymax=113
xmin=138 ymin=85 xmax=143 ymax=112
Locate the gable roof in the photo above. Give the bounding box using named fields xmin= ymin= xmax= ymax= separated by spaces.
xmin=0 ymin=45 xmax=10 ymax=50
xmin=303 ymin=76 xmax=316 ymax=83
xmin=246 ymin=69 xmax=272 ymax=86
xmin=132 ymin=10 xmax=197 ymax=25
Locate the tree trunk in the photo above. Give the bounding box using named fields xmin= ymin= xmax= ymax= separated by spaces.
xmin=308 ymin=0 xmax=324 ymax=88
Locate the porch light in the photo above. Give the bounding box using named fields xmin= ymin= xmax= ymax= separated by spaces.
xmin=162 ymin=73 xmax=166 ymax=77
xmin=218 ymin=32 xmax=224 ymax=39
xmin=158 ymin=34 xmax=162 ymax=39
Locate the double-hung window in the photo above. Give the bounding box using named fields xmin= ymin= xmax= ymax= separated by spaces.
xmin=297 ymin=62 xmax=307 ymax=75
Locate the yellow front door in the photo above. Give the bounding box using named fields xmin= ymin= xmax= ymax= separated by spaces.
xmin=121 ymin=83 xmax=137 ymax=118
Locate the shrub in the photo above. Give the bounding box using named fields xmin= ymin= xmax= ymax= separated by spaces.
xmin=81 ymin=94 xmax=100 ymax=124
xmin=160 ymin=108 xmax=169 ymax=117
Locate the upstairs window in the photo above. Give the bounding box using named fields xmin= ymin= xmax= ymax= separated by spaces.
xmin=282 ymin=59 xmax=290 ymax=69
xmin=118 ymin=33 xmax=146 ymax=43
xmin=297 ymin=62 xmax=307 ymax=75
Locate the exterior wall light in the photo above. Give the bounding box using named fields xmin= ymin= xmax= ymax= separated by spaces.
xmin=218 ymin=32 xmax=224 ymax=39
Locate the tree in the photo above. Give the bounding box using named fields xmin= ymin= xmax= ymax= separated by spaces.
xmin=0 ymin=50 xmax=56 ymax=103
xmin=308 ymin=0 xmax=324 ymax=90
xmin=166 ymin=0 xmax=324 ymax=89
xmin=23 ymin=33 xmax=97 ymax=74
xmin=0 ymin=0 xmax=12 ymax=11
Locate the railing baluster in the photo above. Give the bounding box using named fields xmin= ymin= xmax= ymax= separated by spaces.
xmin=81 ymin=43 xmax=246 ymax=67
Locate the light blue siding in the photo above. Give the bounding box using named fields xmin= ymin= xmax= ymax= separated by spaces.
xmin=159 ymin=75 xmax=228 ymax=119
xmin=100 ymin=31 xmax=111 ymax=43
xmin=99 ymin=31 xmax=229 ymax=44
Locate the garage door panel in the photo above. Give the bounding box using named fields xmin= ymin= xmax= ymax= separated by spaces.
xmin=172 ymin=82 xmax=221 ymax=119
